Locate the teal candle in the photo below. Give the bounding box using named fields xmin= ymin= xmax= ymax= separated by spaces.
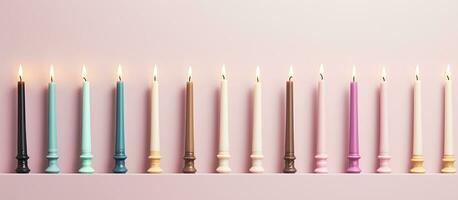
xmin=113 ymin=66 xmax=127 ymax=173
xmin=79 ymin=66 xmax=94 ymax=173
xmin=45 ymin=67 xmax=59 ymax=173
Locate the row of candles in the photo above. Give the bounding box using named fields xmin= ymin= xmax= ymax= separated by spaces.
xmin=13 ymin=64 xmax=455 ymax=174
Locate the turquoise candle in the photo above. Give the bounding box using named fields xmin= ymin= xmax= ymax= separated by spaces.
xmin=79 ymin=66 xmax=94 ymax=173
xmin=113 ymin=66 xmax=127 ymax=173
xmin=45 ymin=66 xmax=59 ymax=173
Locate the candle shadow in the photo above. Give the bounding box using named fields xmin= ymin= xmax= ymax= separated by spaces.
xmin=212 ymin=88 xmax=219 ymax=173
xmin=41 ymin=87 xmax=49 ymax=172
xmin=73 ymin=88 xmax=83 ymax=172
xmin=177 ymin=87 xmax=186 ymax=172
xmin=10 ymin=88 xmax=16 ymax=173
xmin=278 ymin=89 xmax=285 ymax=172
xmin=310 ymin=86 xmax=318 ymax=172
xmin=144 ymin=88 xmax=152 ymax=172
xmin=342 ymin=89 xmax=349 ymax=172
xmin=106 ymin=87 xmax=116 ymax=172
xmin=245 ymin=88 xmax=254 ymax=173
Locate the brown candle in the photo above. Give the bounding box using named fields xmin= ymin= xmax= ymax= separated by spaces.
xmin=183 ymin=67 xmax=196 ymax=173
xmin=284 ymin=66 xmax=296 ymax=173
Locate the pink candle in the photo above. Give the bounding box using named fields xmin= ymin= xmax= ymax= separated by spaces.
xmin=347 ymin=66 xmax=361 ymax=173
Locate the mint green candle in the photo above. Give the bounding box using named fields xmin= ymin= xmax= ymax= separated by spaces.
xmin=79 ymin=67 xmax=94 ymax=173
xmin=45 ymin=68 xmax=59 ymax=173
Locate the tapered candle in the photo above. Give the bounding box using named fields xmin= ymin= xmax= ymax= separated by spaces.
xmin=45 ymin=65 xmax=59 ymax=173
xmin=347 ymin=66 xmax=361 ymax=173
xmin=250 ymin=66 xmax=264 ymax=173
xmin=314 ymin=64 xmax=328 ymax=173
xmin=283 ymin=66 xmax=296 ymax=173
xmin=16 ymin=65 xmax=30 ymax=173
xmin=183 ymin=67 xmax=196 ymax=173
xmin=410 ymin=66 xmax=425 ymax=173
xmin=148 ymin=65 xmax=162 ymax=173
xmin=113 ymin=65 xmax=127 ymax=173
xmin=377 ymin=67 xmax=391 ymax=173
xmin=79 ymin=65 xmax=94 ymax=173
xmin=217 ymin=65 xmax=231 ymax=173
xmin=442 ymin=65 xmax=455 ymax=173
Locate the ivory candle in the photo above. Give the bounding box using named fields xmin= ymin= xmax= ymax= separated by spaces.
xmin=410 ymin=65 xmax=425 ymax=173
xmin=314 ymin=64 xmax=328 ymax=173
xmin=442 ymin=65 xmax=456 ymax=173
xmin=148 ymin=65 xmax=162 ymax=173
xmin=217 ymin=65 xmax=231 ymax=173
xmin=250 ymin=66 xmax=264 ymax=173
xmin=377 ymin=67 xmax=391 ymax=173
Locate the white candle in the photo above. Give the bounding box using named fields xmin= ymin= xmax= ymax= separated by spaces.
xmin=444 ymin=65 xmax=453 ymax=155
xmin=314 ymin=64 xmax=328 ymax=173
xmin=377 ymin=67 xmax=391 ymax=173
xmin=413 ymin=66 xmax=423 ymax=156
xmin=216 ymin=65 xmax=231 ymax=173
xmin=147 ymin=65 xmax=162 ymax=173
xmin=250 ymin=66 xmax=264 ymax=173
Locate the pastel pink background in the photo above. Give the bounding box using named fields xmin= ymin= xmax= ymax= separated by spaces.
xmin=0 ymin=0 xmax=458 ymax=199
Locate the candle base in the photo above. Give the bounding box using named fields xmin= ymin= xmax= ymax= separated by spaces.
xmin=346 ymin=154 xmax=361 ymax=173
xmin=216 ymin=153 xmax=231 ymax=173
xmin=410 ymin=155 xmax=426 ymax=173
xmin=45 ymin=154 xmax=60 ymax=173
xmin=79 ymin=154 xmax=94 ymax=174
xmin=441 ymin=155 xmax=456 ymax=173
xmin=15 ymin=154 xmax=30 ymax=174
xmin=113 ymin=154 xmax=128 ymax=173
xmin=249 ymin=154 xmax=264 ymax=173
xmin=183 ymin=152 xmax=196 ymax=174
xmin=283 ymin=153 xmax=296 ymax=173
xmin=147 ymin=151 xmax=162 ymax=173
xmin=376 ymin=155 xmax=391 ymax=173
xmin=314 ymin=154 xmax=328 ymax=173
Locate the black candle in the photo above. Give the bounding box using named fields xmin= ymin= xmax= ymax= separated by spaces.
xmin=16 ymin=66 xmax=30 ymax=173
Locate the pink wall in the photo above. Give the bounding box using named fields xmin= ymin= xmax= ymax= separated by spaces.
xmin=0 ymin=0 xmax=458 ymax=174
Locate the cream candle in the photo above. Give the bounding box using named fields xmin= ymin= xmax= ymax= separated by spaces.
xmin=410 ymin=66 xmax=425 ymax=173
xmin=377 ymin=67 xmax=391 ymax=173
xmin=148 ymin=65 xmax=162 ymax=173
xmin=314 ymin=64 xmax=327 ymax=173
xmin=442 ymin=65 xmax=455 ymax=173
xmin=250 ymin=66 xmax=264 ymax=173
xmin=217 ymin=65 xmax=231 ymax=173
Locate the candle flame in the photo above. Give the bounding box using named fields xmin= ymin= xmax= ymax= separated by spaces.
xmin=187 ymin=66 xmax=192 ymax=82
xmin=352 ymin=65 xmax=356 ymax=82
xmin=415 ymin=65 xmax=420 ymax=81
xmin=381 ymin=67 xmax=386 ymax=82
xmin=117 ymin=64 xmax=123 ymax=81
xmin=319 ymin=64 xmax=324 ymax=80
xmin=82 ymin=65 xmax=87 ymax=81
xmin=153 ymin=65 xmax=158 ymax=82
xmin=221 ymin=64 xmax=226 ymax=80
xmin=446 ymin=64 xmax=451 ymax=80
xmin=18 ymin=64 xmax=23 ymax=81
xmin=288 ymin=65 xmax=293 ymax=80
xmin=256 ymin=66 xmax=260 ymax=82
xmin=50 ymin=65 xmax=55 ymax=82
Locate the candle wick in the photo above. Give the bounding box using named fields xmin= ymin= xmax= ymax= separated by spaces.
xmin=257 ymin=77 xmax=259 ymax=82
xmin=51 ymin=76 xmax=54 ymax=82
xmin=83 ymin=77 xmax=87 ymax=82
xmin=447 ymin=75 xmax=450 ymax=81
xmin=154 ymin=76 xmax=157 ymax=82
xmin=19 ymin=76 xmax=22 ymax=82
xmin=188 ymin=76 xmax=191 ymax=82
xmin=320 ymin=74 xmax=323 ymax=80
xmin=222 ymin=74 xmax=226 ymax=80
xmin=416 ymin=75 xmax=419 ymax=81
xmin=289 ymin=76 xmax=293 ymax=81
xmin=118 ymin=76 xmax=122 ymax=81
xmin=352 ymin=76 xmax=355 ymax=82
xmin=382 ymin=77 xmax=386 ymax=82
